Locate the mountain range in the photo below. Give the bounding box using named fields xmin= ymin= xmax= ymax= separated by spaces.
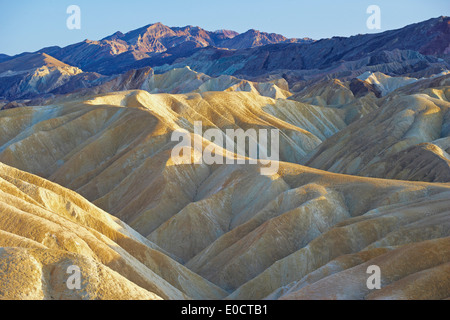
xmin=0 ymin=16 xmax=448 ymax=102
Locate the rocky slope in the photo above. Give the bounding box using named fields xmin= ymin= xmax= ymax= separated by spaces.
xmin=0 ymin=62 xmax=291 ymax=103
xmin=0 ymin=162 xmax=227 ymax=300
xmin=1 ymin=17 xmax=448 ymax=102
xmin=1 ymin=16 xmax=449 ymax=301
xmin=37 ymin=23 xmax=310 ymax=75
xmin=358 ymin=70 xmax=450 ymax=96
xmin=289 ymin=78 xmax=381 ymax=124
xmin=0 ymin=53 xmax=84 ymax=100
xmin=0 ymin=90 xmax=345 ymax=179
xmin=152 ymin=17 xmax=450 ymax=88
xmin=56 ymin=66 xmax=292 ymax=99
xmin=0 ymin=89 xmax=449 ymax=300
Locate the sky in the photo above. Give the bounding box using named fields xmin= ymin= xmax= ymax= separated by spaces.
xmin=0 ymin=0 xmax=449 ymax=56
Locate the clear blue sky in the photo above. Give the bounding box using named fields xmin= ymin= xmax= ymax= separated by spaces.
xmin=0 ymin=0 xmax=449 ymax=56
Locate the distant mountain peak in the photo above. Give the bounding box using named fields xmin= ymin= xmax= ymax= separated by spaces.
xmin=0 ymin=52 xmax=71 ymax=74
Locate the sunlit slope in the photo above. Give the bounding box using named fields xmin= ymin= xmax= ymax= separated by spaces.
xmin=62 ymin=66 xmax=292 ymax=101
xmin=1 ymin=89 xmax=450 ymax=300
xmin=0 ymin=90 xmax=345 ymax=235
xmin=0 ymin=162 xmax=226 ymax=300
xmin=2 ymin=158 xmax=449 ymax=300
xmin=142 ymin=66 xmax=292 ymax=99
xmin=304 ymin=77 xmax=450 ymax=182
